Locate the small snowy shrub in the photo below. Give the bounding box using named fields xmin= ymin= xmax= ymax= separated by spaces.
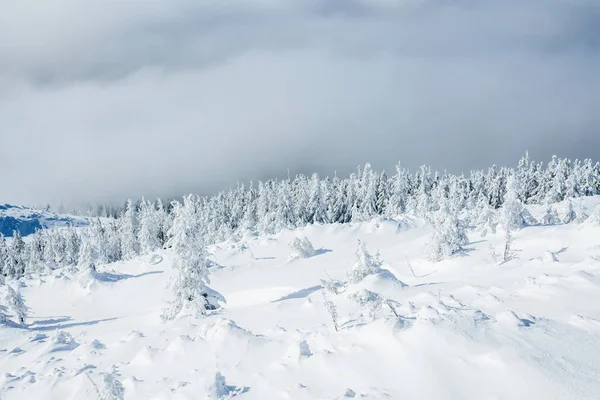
xmin=320 ymin=277 xmax=345 ymax=295
xmin=347 ymin=239 xmax=382 ymax=284
xmin=348 ymin=289 xmax=383 ymax=320
xmin=289 ymin=236 xmax=315 ymax=259
xmin=102 ymin=371 xmax=125 ymax=400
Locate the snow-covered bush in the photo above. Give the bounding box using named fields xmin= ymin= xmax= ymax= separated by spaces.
xmin=101 ymin=370 xmax=125 ymax=400
xmin=289 ymin=236 xmax=315 ymax=259
xmin=348 ymin=289 xmax=383 ymax=320
xmin=347 ymin=239 xmax=382 ymax=284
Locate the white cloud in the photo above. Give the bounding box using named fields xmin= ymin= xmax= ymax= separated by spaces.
xmin=1 ymin=0 xmax=599 ymax=206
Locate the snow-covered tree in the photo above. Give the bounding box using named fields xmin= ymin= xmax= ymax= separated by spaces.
xmin=119 ymin=199 xmax=139 ymax=260
xmin=273 ymin=180 xmax=295 ymax=232
xmin=428 ymin=200 xmax=468 ymax=262
xmin=321 ymin=291 xmax=339 ymax=331
xmin=474 ymin=192 xmax=497 ymax=237
xmin=161 ymin=196 xmax=225 ymax=321
xmin=500 ymin=176 xmax=526 ymax=231
xmin=541 ymin=205 xmax=561 ymax=225
xmin=4 ymin=285 xmax=29 ymax=325
xmin=347 ymin=239 xmax=382 ymax=283
xmin=574 ymin=200 xmax=589 ymax=223
xmin=563 ymin=199 xmax=576 ymax=224
xmin=138 ymin=198 xmax=161 ymax=253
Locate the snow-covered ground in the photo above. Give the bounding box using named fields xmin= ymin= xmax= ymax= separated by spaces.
xmin=2 ymin=199 xmax=600 ymax=399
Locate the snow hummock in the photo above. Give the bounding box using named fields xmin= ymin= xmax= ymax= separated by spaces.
xmin=2 ymin=199 xmax=600 ymax=399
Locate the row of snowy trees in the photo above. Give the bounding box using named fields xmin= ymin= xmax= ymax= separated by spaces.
xmin=2 ymin=154 xmax=600 ymax=280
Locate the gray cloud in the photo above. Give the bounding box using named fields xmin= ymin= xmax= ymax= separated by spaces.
xmin=1 ymin=0 xmax=599 ymax=207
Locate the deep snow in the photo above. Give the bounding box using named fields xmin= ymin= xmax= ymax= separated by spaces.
xmin=2 ymin=199 xmax=600 ymax=399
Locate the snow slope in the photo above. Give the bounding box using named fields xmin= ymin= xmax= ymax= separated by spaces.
xmin=0 ymin=204 xmax=88 ymax=237
xmin=2 ymin=199 xmax=600 ymax=399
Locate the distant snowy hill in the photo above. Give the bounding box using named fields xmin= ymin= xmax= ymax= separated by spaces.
xmin=0 ymin=204 xmax=88 ymax=237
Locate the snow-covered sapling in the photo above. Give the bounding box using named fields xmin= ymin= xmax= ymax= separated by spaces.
xmin=322 ymin=291 xmax=339 ymax=332
xmin=502 ymin=229 xmax=515 ymax=263
xmin=289 ymin=236 xmax=315 ymax=259
xmin=4 ymin=285 xmax=29 ymax=325
xmin=347 ymin=239 xmax=382 ymax=284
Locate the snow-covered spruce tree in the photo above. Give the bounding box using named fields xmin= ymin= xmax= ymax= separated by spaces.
xmin=563 ymin=199 xmax=576 ymax=224
xmin=138 ymin=198 xmax=161 ymax=254
xmin=499 ymin=175 xmax=531 ymax=231
xmin=78 ymin=232 xmax=97 ymax=270
xmin=347 ymin=239 xmax=382 ymax=284
xmin=119 ymin=199 xmax=139 ymax=260
xmin=289 ymin=236 xmax=315 ymax=259
xmin=273 ymin=180 xmax=295 ymax=232
xmin=574 ymin=200 xmax=589 ymax=223
xmin=7 ymin=231 xmax=26 ymax=279
xmin=4 ymin=284 xmax=29 ymax=325
xmin=474 ymin=192 xmax=497 ymax=237
xmin=161 ymin=195 xmax=225 ymax=321
xmin=428 ymin=200 xmax=468 ymax=262
xmin=63 ymin=224 xmax=81 ymax=267
xmin=541 ymin=205 xmax=561 ymax=226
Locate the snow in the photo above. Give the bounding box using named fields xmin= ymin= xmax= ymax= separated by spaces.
xmin=2 ymin=198 xmax=600 ymax=399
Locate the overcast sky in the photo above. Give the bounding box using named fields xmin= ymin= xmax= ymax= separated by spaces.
xmin=1 ymin=0 xmax=599 ymax=207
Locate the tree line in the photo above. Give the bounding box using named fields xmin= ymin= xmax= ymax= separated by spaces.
xmin=2 ymin=153 xmax=600 ymax=280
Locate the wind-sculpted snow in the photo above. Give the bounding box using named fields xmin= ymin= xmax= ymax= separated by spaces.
xmin=2 ymin=202 xmax=600 ymax=399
